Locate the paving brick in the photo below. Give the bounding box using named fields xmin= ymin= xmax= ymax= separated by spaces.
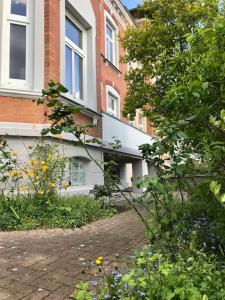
xmin=0 ymin=210 xmax=146 ymax=299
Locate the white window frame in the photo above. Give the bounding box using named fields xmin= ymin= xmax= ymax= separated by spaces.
xmin=65 ymin=12 xmax=86 ymax=104
xmin=106 ymin=85 xmax=120 ymax=118
xmin=1 ymin=0 xmax=33 ymax=90
xmin=104 ymin=10 xmax=118 ymax=68
xmin=69 ymin=158 xmax=86 ymax=187
xmin=137 ymin=110 xmax=146 ymax=132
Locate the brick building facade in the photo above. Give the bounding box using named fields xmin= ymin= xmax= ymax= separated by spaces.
xmin=0 ymin=0 xmax=152 ymax=193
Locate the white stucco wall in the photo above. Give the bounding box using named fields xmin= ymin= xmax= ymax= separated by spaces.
xmin=102 ymin=113 xmax=152 ymax=155
xmin=2 ymin=135 xmax=104 ymax=195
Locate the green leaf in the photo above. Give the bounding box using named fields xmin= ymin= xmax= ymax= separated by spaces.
xmin=219 ymin=193 xmax=225 ymax=203
xmin=192 ymin=92 xmax=200 ymax=98
xmin=202 ymin=82 xmax=209 ymax=90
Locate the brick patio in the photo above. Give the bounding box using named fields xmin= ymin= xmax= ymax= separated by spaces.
xmin=0 ymin=209 xmax=146 ymax=299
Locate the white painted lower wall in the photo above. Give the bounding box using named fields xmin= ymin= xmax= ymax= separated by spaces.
xmin=0 ymin=129 xmax=104 ymax=195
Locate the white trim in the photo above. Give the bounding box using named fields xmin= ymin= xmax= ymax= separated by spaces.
xmin=0 ymin=122 xmax=102 ymax=145
xmin=64 ymin=11 xmax=87 ymax=106
xmin=104 ymin=0 xmax=136 ymax=29
xmin=104 ymin=10 xmax=119 ymax=68
xmin=1 ymin=0 xmax=33 ymax=90
xmin=0 ymin=87 xmax=41 ymax=98
xmin=106 ymin=85 xmax=120 ymax=118
xmin=0 ymin=0 xmax=44 ymax=93
xmin=60 ymin=0 xmax=97 ymax=112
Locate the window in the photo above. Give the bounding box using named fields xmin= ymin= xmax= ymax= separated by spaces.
xmin=106 ymin=86 xmax=120 ymax=118
xmin=108 ymin=92 xmax=118 ymax=117
xmin=138 ymin=112 xmax=145 ymax=131
xmin=1 ymin=0 xmax=32 ymax=88
xmin=69 ymin=158 xmax=86 ymax=186
xmin=105 ymin=12 xmax=118 ymax=66
xmin=65 ymin=15 xmax=84 ymax=101
xmin=106 ymin=23 xmax=114 ymax=63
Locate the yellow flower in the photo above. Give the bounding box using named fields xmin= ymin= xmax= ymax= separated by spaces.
xmin=49 ymin=182 xmax=56 ymax=188
xmin=47 ymin=154 xmax=53 ymax=161
xmin=55 ymin=134 xmax=62 ymax=139
xmin=35 ymin=176 xmax=39 ymax=181
xmin=41 ymin=165 xmax=48 ymax=172
xmin=41 ymin=161 xmax=46 ymax=165
xmin=95 ymin=259 xmax=102 ymax=266
xmin=9 ymin=170 xmax=18 ymax=177
xmin=20 ymin=186 xmax=27 ymax=193
xmin=27 ymin=170 xmax=35 ymax=177
xmin=59 ymin=155 xmax=65 ymax=160
xmin=30 ymin=160 xmax=38 ymax=166
xmin=97 ymin=256 xmax=103 ymax=261
xmin=39 ymin=190 xmax=44 ymax=195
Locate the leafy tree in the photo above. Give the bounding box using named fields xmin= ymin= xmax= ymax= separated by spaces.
xmin=122 ymin=0 xmax=225 ymax=177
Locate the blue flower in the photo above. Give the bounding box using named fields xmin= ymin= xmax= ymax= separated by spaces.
xmin=90 ymin=280 xmax=97 ymax=286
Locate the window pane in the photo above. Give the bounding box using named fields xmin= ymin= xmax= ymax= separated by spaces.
xmin=106 ymin=39 xmax=113 ymax=62
xmin=65 ymin=45 xmax=72 ymax=93
xmin=11 ymin=0 xmax=27 ymax=16
xmin=74 ymin=53 xmax=83 ymax=99
xmin=70 ymin=159 xmax=85 ymax=186
xmin=66 ymin=17 xmax=82 ymax=49
xmin=106 ymin=24 xmax=113 ymax=39
xmin=108 ymin=96 xmax=115 ymax=111
xmin=10 ymin=24 xmax=26 ymax=80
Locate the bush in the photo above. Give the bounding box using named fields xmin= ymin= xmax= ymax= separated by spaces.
xmin=0 ymin=195 xmax=116 ymax=231
xmin=74 ymin=246 xmax=225 ymax=300
xmin=100 ymin=247 xmax=225 ymax=300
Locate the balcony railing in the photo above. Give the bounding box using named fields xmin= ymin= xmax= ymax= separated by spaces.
xmin=102 ymin=112 xmax=152 ymax=156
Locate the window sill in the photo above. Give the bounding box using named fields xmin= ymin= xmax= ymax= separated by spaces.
xmin=0 ymin=87 xmax=41 ymax=99
xmin=101 ymin=54 xmax=122 ymax=74
xmin=61 ymin=94 xmax=102 ymax=118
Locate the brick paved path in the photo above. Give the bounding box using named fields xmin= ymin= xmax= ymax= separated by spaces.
xmin=0 ymin=210 xmax=146 ymax=299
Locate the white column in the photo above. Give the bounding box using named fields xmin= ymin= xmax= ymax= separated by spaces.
xmin=119 ymin=164 xmax=128 ymax=188
xmin=132 ymin=160 xmax=148 ymax=193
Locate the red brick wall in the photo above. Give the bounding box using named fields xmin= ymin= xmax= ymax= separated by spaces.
xmin=0 ymin=0 xmax=101 ymax=138
xmin=98 ymin=0 xmax=153 ymax=136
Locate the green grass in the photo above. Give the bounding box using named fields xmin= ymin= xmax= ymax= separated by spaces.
xmin=0 ymin=195 xmax=116 ymax=231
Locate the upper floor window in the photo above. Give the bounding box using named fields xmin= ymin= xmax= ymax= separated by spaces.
xmin=69 ymin=158 xmax=86 ymax=186
xmin=138 ymin=112 xmax=145 ymax=131
xmin=11 ymin=0 xmax=27 ymax=16
xmin=106 ymin=22 xmax=115 ymax=63
xmin=105 ymin=11 xmax=118 ymax=67
xmin=0 ymin=0 xmax=33 ymax=89
xmin=65 ymin=15 xmax=85 ymax=101
xmin=106 ymin=85 xmax=120 ymax=118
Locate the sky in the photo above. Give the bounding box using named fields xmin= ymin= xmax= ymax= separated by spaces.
xmin=122 ymin=0 xmax=142 ymax=9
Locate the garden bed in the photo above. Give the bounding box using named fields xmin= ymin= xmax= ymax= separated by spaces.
xmin=0 ymin=195 xmax=117 ymax=231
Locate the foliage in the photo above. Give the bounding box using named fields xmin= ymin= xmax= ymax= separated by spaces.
xmin=90 ymin=185 xmax=112 ymax=199
xmin=72 ymin=244 xmax=225 ymax=300
xmin=0 ymin=139 xmax=67 ymax=200
xmin=123 ymin=0 xmax=225 ymax=175
xmin=0 ymin=195 xmax=116 ymax=231
xmin=97 ymin=247 xmax=225 ymax=300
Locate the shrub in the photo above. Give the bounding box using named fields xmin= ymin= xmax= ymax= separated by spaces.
xmin=0 ymin=195 xmax=116 ymax=231
xmin=74 ymin=246 xmax=225 ymax=300
xmin=0 ymin=139 xmax=68 ymax=199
